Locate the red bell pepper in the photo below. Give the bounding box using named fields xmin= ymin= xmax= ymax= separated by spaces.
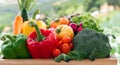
xmin=27 ymin=22 xmax=58 ymax=58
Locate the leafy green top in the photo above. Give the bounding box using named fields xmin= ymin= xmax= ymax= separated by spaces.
xmin=71 ymin=14 xmax=103 ymax=32
xmin=18 ymin=0 xmax=38 ymax=11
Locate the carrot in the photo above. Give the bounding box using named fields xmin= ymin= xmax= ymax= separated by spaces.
xmin=13 ymin=15 xmax=23 ymax=35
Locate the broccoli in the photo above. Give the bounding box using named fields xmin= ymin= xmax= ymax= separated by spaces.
xmin=73 ymin=29 xmax=111 ymax=60
xmin=55 ymin=29 xmax=112 ymax=62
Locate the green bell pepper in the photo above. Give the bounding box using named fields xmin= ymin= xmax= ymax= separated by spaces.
xmin=1 ymin=34 xmax=31 ymax=59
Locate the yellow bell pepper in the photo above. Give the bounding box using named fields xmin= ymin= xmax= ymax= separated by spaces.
xmin=55 ymin=25 xmax=74 ymax=40
xmin=22 ymin=20 xmax=47 ymax=36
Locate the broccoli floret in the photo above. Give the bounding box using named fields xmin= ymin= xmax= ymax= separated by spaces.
xmin=73 ymin=29 xmax=112 ymax=61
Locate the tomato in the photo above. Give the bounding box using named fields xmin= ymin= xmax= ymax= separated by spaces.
xmin=61 ymin=43 xmax=70 ymax=54
xmin=62 ymin=36 xmax=71 ymax=43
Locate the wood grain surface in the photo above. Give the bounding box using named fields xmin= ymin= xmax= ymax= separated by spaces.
xmin=0 ymin=58 xmax=117 ymax=65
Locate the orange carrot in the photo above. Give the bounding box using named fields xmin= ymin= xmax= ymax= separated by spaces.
xmin=13 ymin=15 xmax=23 ymax=35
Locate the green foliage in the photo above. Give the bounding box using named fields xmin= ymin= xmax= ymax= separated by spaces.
xmin=18 ymin=0 xmax=38 ymax=11
xmin=0 ymin=5 xmax=18 ymax=24
xmin=52 ymin=0 xmax=82 ymax=16
xmin=71 ymin=13 xmax=103 ymax=32
xmin=100 ymin=12 xmax=120 ymax=55
xmin=100 ymin=12 xmax=120 ymax=36
xmin=117 ymin=43 xmax=120 ymax=54
xmin=83 ymin=0 xmax=106 ymax=12
xmin=107 ymin=0 xmax=120 ymax=6
xmin=0 ymin=4 xmax=18 ymax=32
xmin=0 ymin=24 xmax=5 ymax=33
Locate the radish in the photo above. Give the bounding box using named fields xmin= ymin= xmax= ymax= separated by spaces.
xmin=69 ymin=23 xmax=78 ymax=32
xmin=77 ymin=23 xmax=83 ymax=32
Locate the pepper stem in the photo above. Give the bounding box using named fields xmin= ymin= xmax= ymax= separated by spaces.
xmin=5 ymin=35 xmax=16 ymax=42
xmin=56 ymin=27 xmax=62 ymax=34
xmin=29 ymin=21 xmax=45 ymax=41
xmin=56 ymin=29 xmax=61 ymax=34
xmin=32 ymin=9 xmax=40 ymax=20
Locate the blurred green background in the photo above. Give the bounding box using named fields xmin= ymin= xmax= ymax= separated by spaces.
xmin=0 ymin=0 xmax=120 ymax=62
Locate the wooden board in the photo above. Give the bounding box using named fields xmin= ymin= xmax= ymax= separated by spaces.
xmin=0 ymin=58 xmax=117 ymax=65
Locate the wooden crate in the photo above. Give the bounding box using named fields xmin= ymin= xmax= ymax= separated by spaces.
xmin=0 ymin=58 xmax=117 ymax=65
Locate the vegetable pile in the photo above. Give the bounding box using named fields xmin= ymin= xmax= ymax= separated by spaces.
xmin=55 ymin=29 xmax=111 ymax=62
xmin=0 ymin=0 xmax=113 ymax=62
